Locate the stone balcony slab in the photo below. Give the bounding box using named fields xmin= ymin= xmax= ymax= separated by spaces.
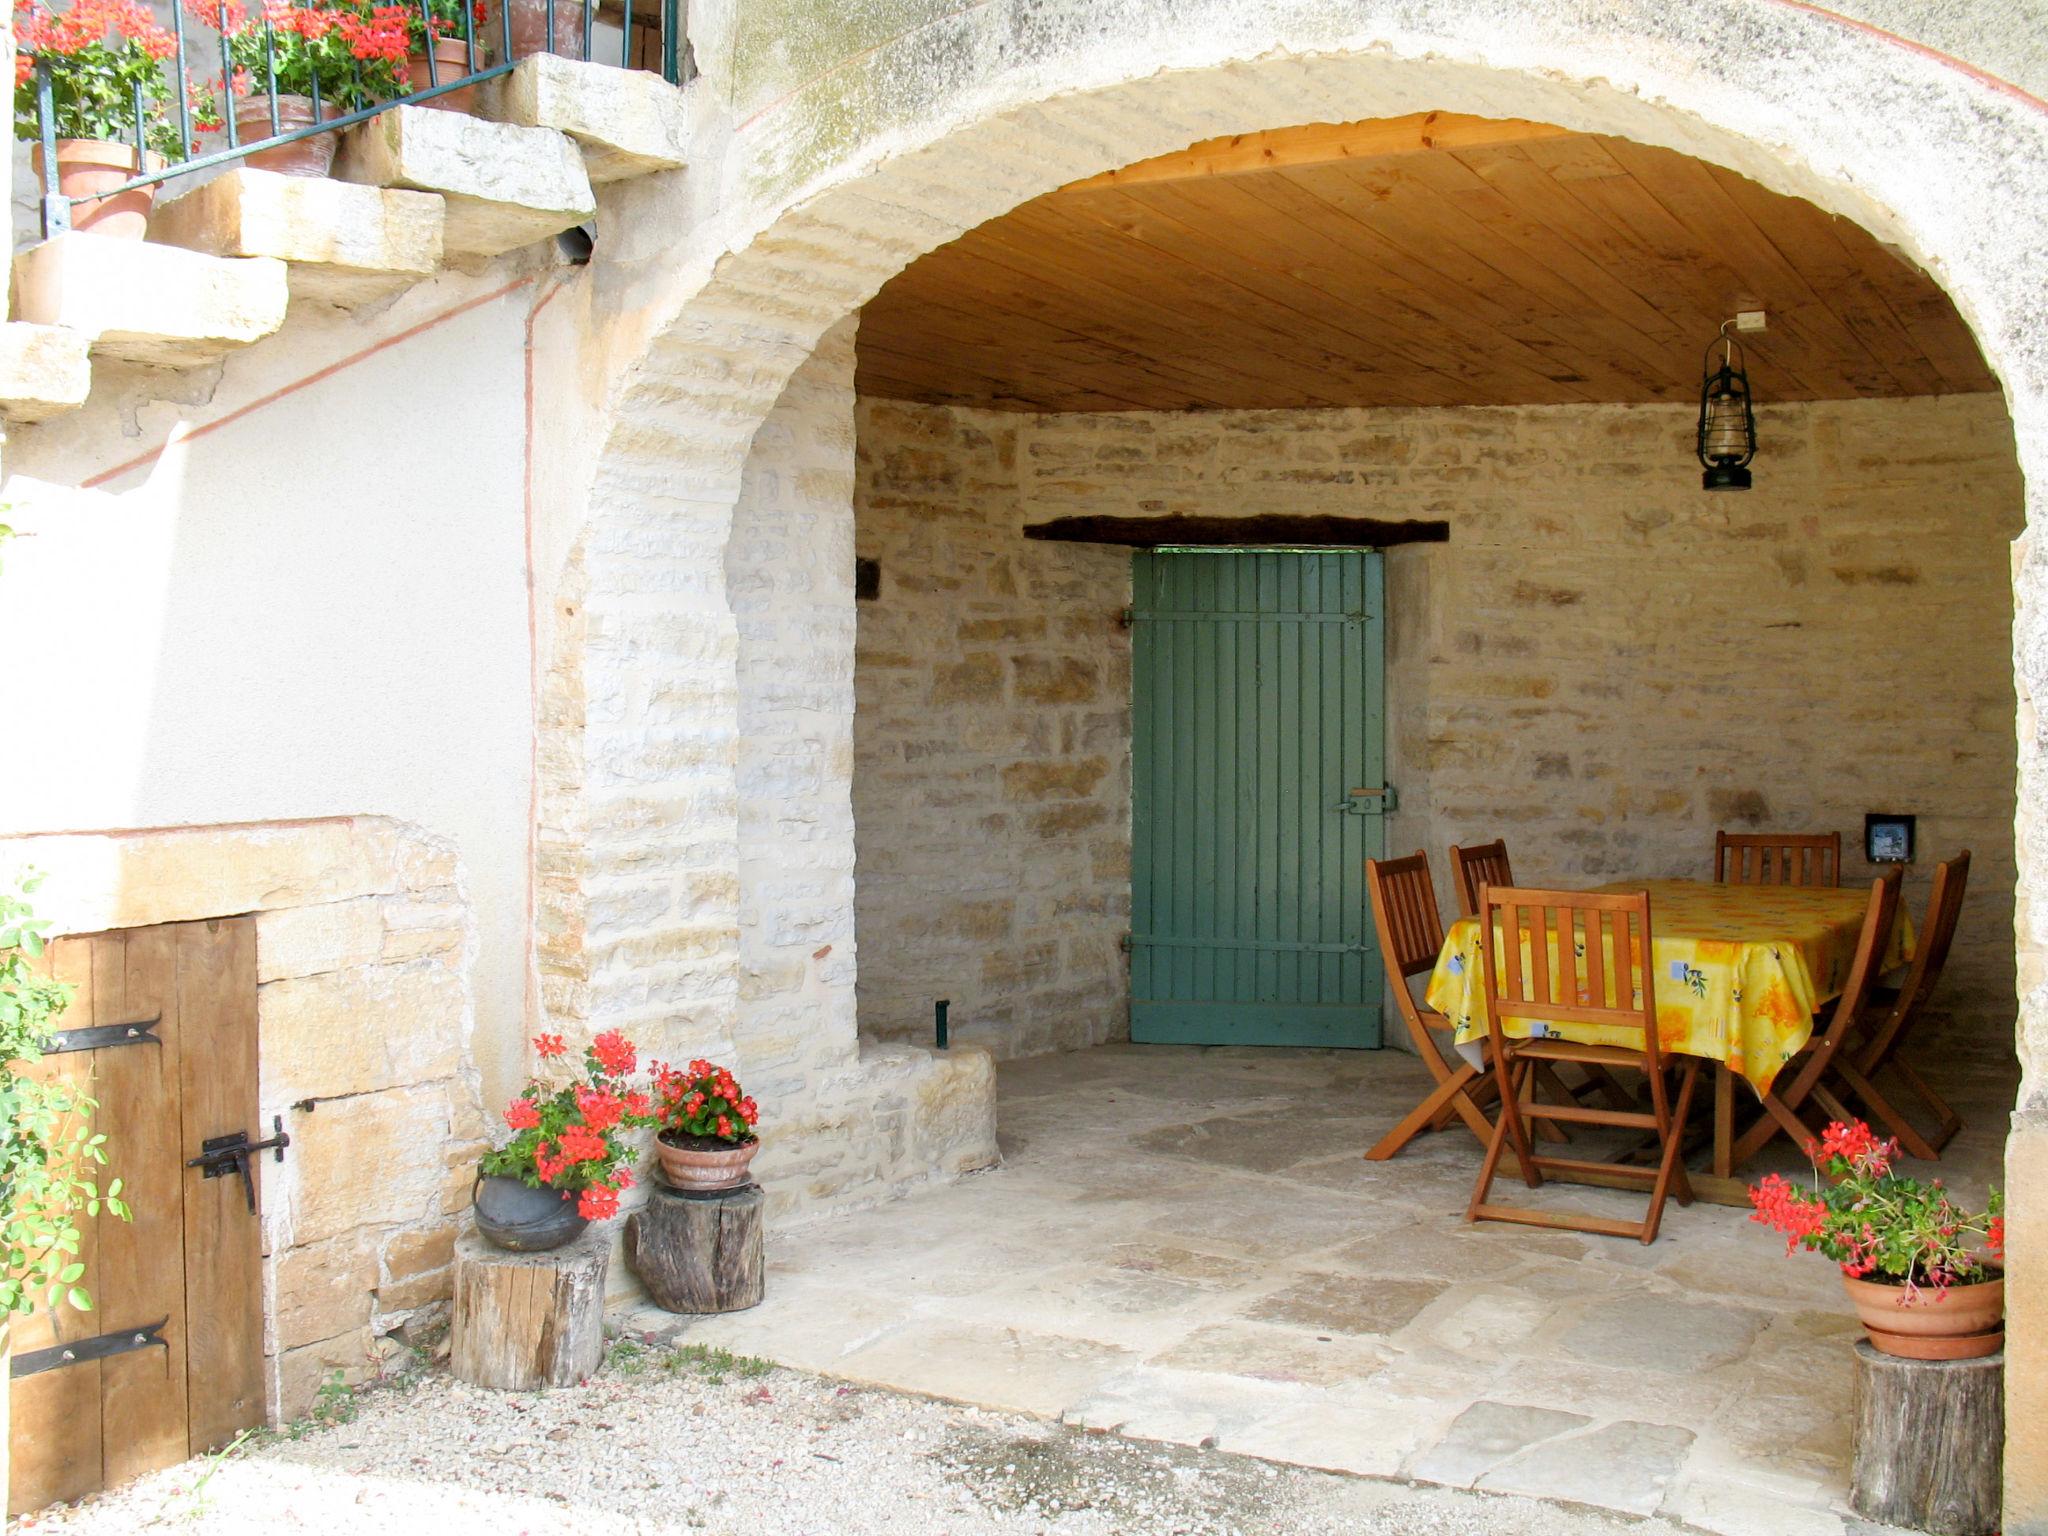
xmin=0 ymin=321 xmax=92 ymax=422
xmin=334 ymin=105 xmax=595 ymax=258
xmin=479 ymin=54 xmax=689 ymax=184
xmin=148 ymin=169 xmax=445 ymax=307
xmin=9 ymin=233 xmax=288 ymax=366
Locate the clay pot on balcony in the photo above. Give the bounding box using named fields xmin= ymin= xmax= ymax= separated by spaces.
xmin=654 ymin=1133 xmax=759 ymax=1193
xmin=471 ymin=1172 xmax=589 ymax=1251
xmin=33 ymin=140 xmax=165 ymax=239
xmin=232 ymin=94 xmax=340 ymax=177
xmin=504 ymin=0 xmax=586 ymax=60
xmin=1841 ymin=1269 xmax=2004 ymax=1359
xmin=409 ymin=37 xmax=482 ymax=112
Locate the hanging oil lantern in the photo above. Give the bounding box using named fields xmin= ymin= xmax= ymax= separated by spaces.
xmin=1697 ymin=322 xmax=1757 ymax=492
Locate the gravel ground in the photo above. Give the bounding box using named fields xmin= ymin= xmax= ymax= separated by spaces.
xmin=11 ymin=1341 xmax=1702 ymax=1536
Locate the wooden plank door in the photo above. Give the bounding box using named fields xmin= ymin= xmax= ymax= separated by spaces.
xmin=1129 ymin=550 xmax=1387 ymax=1047
xmin=10 ymin=918 xmax=262 ymax=1516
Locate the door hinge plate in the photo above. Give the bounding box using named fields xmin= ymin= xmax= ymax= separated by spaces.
xmin=12 ymin=1318 xmax=167 ymax=1378
xmin=44 ymin=1016 xmax=162 ymax=1054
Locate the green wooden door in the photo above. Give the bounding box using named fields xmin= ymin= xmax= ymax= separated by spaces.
xmin=1130 ymin=550 xmax=1386 ymax=1047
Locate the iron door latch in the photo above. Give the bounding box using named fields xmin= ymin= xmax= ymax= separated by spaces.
xmin=188 ymin=1116 xmax=290 ymax=1214
xmin=1331 ymin=784 xmax=1398 ymax=815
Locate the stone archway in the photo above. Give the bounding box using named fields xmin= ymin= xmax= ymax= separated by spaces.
xmin=545 ymin=5 xmax=2048 ymax=1516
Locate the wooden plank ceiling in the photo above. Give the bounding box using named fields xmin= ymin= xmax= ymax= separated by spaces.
xmin=855 ymin=113 xmax=1995 ymax=412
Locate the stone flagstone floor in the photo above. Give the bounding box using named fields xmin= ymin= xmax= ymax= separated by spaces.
xmin=637 ymin=1030 xmax=2014 ymax=1536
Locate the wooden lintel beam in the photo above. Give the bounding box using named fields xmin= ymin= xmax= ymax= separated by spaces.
xmin=1063 ymin=112 xmax=1571 ymax=191
xmin=1022 ymin=515 xmax=1450 ymax=549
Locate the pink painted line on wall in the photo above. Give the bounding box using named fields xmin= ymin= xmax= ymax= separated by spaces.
xmin=81 ymin=275 xmax=536 ymax=490
xmin=521 ymin=272 xmax=573 ymax=1047
xmin=1777 ymin=2 xmax=2046 ymax=115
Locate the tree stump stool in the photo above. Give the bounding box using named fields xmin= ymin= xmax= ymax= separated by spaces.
xmin=1850 ymin=1340 xmax=2002 ymax=1536
xmin=625 ymin=1180 xmax=764 ymax=1314
xmin=451 ymin=1229 xmax=609 ymax=1391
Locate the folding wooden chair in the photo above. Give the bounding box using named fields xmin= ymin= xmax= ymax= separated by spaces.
xmin=1363 ymin=852 xmax=1497 ymax=1160
xmin=1725 ymin=868 xmax=1903 ymax=1170
xmin=1450 ymin=839 xmax=1514 ymax=918
xmin=1465 ymin=885 xmax=1702 ymax=1243
xmin=1832 ymin=852 xmax=1970 ymax=1160
xmin=1714 ymin=830 xmax=1841 ymax=887
xmin=1451 ymin=838 xmax=1636 ymax=1116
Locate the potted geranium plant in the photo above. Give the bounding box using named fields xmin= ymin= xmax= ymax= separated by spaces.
xmin=502 ymin=0 xmax=581 ymax=65
xmin=1750 ymin=1119 xmax=2004 ymax=1359
xmin=474 ymin=1029 xmax=654 ymax=1251
xmin=402 ymin=0 xmax=489 ymax=112
xmin=11 ymin=0 xmax=187 ymax=236
xmin=649 ymin=1057 xmax=760 ymax=1192
xmin=193 ymin=0 xmax=409 ymax=176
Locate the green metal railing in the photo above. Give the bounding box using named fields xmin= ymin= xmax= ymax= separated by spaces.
xmin=34 ymin=0 xmax=692 ymax=237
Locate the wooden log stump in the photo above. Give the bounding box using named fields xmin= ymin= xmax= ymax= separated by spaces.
xmin=1850 ymin=1340 xmax=2002 ymax=1536
xmin=625 ymin=1180 xmax=764 ymax=1314
xmin=451 ymin=1229 xmax=609 ymax=1391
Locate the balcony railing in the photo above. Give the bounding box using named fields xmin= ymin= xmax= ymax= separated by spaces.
xmin=30 ymin=0 xmax=692 ymax=238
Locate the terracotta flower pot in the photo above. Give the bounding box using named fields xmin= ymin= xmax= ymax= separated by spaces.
xmin=1842 ymin=1270 xmax=2004 ymax=1359
xmin=32 ymin=140 xmax=164 ymax=239
xmin=409 ymin=36 xmax=481 ymax=112
xmin=233 ymin=94 xmax=340 ymax=177
xmin=504 ymin=0 xmax=586 ymax=60
xmin=655 ymin=1133 xmax=759 ymax=1193
xmin=472 ymin=1172 xmax=588 ymax=1251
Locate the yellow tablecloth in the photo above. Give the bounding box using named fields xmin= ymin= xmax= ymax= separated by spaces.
xmin=1423 ymin=879 xmax=1915 ymax=1094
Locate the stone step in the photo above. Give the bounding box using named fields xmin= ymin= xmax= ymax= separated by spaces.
xmin=148 ymin=169 xmax=446 ymax=308
xmin=0 ymin=321 xmax=92 ymax=422
xmin=479 ymin=54 xmax=689 ymax=184
xmin=10 ymin=233 xmax=288 ymax=367
xmin=334 ymin=105 xmax=596 ymax=259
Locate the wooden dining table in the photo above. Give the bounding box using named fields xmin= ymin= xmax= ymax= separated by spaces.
xmin=1423 ymin=878 xmax=1916 ymax=1204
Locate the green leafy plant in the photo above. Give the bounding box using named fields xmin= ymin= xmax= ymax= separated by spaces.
xmin=0 ymin=871 xmax=129 ymax=1337
xmin=605 ymin=1334 xmax=652 ymax=1376
xmin=665 ymin=1341 xmax=772 ymax=1384
xmin=1749 ymin=1119 xmax=2003 ymax=1299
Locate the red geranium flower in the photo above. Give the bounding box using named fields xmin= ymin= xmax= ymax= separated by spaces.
xmin=534 ymin=1032 xmax=567 ymax=1059
xmin=554 ymin=1124 xmax=606 ymax=1166
xmin=574 ymin=1086 xmax=624 ymax=1133
xmin=591 ymin=1029 xmax=636 ymax=1078
xmin=577 ymin=1183 xmax=620 ymax=1221
xmin=503 ymin=1096 xmax=541 ymax=1131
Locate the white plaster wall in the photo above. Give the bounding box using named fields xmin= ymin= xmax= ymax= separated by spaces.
xmin=0 ymin=278 xmax=533 ymax=1107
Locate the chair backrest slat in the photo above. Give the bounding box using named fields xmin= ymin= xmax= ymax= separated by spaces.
xmin=1451 ymin=839 xmax=1514 ymax=917
xmin=1584 ymin=901 xmax=1607 ymax=1009
xmin=1714 ymin=830 xmax=1841 ymax=887
xmin=1478 ymin=885 xmax=1658 ymax=1068
xmin=1865 ymin=851 xmax=1970 ymax=1063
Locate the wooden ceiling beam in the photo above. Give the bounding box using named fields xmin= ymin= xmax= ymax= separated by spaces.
xmin=1024 ymin=514 xmax=1451 ymax=548
xmin=1063 ymin=112 xmax=1571 ymax=191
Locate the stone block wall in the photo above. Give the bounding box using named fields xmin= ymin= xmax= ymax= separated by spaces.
xmin=2 ymin=818 xmax=485 ymax=1419
xmin=723 ymin=323 xmax=1000 ymax=1219
xmin=853 ymin=400 xmax=1133 ymax=1057
xmin=853 ymin=392 xmax=2023 ymax=1053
